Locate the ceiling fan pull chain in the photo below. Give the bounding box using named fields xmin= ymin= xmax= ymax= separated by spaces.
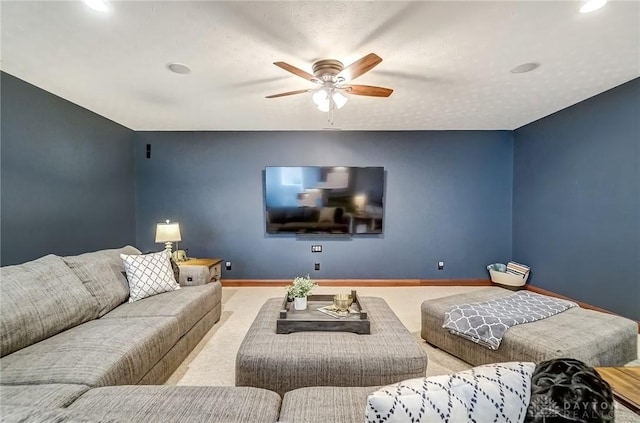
xmin=329 ymin=93 xmax=336 ymax=126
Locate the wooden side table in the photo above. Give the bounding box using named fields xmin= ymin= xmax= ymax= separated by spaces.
xmin=595 ymin=367 xmax=640 ymax=415
xmin=177 ymin=258 xmax=223 ymax=284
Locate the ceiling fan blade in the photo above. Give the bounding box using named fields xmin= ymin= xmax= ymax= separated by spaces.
xmin=337 ymin=53 xmax=382 ymax=82
xmin=265 ymin=88 xmax=313 ymax=99
xmin=344 ymin=85 xmax=393 ymax=97
xmin=273 ymin=62 xmax=317 ymax=82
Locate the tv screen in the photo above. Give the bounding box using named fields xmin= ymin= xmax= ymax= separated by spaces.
xmin=264 ymin=166 xmax=384 ymax=235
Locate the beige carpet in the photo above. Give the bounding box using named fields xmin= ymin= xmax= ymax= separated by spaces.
xmin=166 ymin=286 xmax=639 ymax=421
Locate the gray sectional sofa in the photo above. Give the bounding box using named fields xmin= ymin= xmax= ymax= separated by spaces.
xmin=0 ymin=246 xmax=284 ymax=422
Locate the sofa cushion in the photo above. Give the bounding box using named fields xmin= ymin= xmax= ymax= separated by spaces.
xmin=67 ymin=385 xmax=281 ymax=423
xmin=280 ymin=386 xmax=378 ymax=423
xmin=0 ymin=316 xmax=180 ymax=387
xmin=63 ymin=245 xmax=141 ymax=316
xmin=0 ymin=255 xmax=100 ymax=357
xmin=0 ymin=384 xmax=90 ymax=408
xmin=365 ymin=362 xmax=535 ymax=423
xmin=121 ymin=250 xmax=180 ymax=302
xmin=0 ymin=406 xmax=100 ymax=423
xmin=102 ymin=284 xmax=220 ymax=336
xmin=318 ymin=207 xmax=336 ymax=222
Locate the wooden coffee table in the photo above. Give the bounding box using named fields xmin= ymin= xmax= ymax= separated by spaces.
xmin=595 ymin=367 xmax=640 ymax=414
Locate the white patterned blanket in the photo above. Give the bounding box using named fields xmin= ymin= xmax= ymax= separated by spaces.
xmin=442 ymin=291 xmax=578 ymax=350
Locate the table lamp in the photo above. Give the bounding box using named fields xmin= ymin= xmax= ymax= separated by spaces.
xmin=155 ymin=220 xmax=181 ymax=254
xmin=353 ymin=194 xmax=367 ymax=214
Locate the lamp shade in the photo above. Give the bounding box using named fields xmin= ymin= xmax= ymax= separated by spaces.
xmin=333 ymin=91 xmax=348 ymax=109
xmin=155 ymin=222 xmax=182 ymax=243
xmin=312 ymin=89 xmax=328 ymax=106
xmin=353 ymin=194 xmax=367 ymax=211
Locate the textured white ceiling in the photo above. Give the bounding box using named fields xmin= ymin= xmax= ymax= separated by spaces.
xmin=1 ymin=1 xmax=639 ymax=131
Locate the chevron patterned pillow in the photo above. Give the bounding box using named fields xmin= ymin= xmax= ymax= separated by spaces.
xmin=121 ymin=250 xmax=181 ymax=302
xmin=365 ymin=361 xmax=535 ymax=423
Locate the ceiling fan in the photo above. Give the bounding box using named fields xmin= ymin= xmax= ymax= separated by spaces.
xmin=265 ymin=53 xmax=393 ymax=118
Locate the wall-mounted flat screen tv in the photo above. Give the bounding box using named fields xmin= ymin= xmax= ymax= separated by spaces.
xmin=264 ymin=166 xmax=384 ymax=235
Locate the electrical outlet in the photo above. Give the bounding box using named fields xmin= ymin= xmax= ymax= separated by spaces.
xmin=314 ymin=263 xmax=320 ymax=271
xmin=438 ymin=261 xmax=444 ymax=270
xmin=225 ymin=261 xmax=232 ymax=271
xmin=311 ymin=245 xmax=322 ymax=253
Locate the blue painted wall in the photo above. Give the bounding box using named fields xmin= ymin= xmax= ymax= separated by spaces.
xmin=0 ymin=72 xmax=136 ymax=265
xmin=134 ymin=131 xmax=513 ymax=279
xmin=513 ymin=78 xmax=640 ymax=320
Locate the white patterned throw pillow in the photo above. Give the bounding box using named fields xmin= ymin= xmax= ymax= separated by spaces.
xmin=365 ymin=362 xmax=535 ymax=423
xmin=121 ymin=250 xmax=181 ymax=302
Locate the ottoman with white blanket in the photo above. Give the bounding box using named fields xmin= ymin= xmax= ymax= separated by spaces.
xmin=421 ymin=287 xmax=637 ymax=367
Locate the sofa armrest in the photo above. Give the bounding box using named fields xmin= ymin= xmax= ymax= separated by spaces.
xmin=178 ymin=265 xmax=211 ymax=286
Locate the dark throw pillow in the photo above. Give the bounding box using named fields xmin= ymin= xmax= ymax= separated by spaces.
xmin=170 ymin=257 xmax=180 ymax=282
xmin=525 ymin=358 xmax=614 ymax=423
xmin=334 ymin=207 xmax=344 ymax=223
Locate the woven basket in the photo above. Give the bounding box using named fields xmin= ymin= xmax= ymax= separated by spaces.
xmin=489 ymin=269 xmax=529 ymax=288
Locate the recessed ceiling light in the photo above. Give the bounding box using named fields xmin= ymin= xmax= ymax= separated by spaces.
xmin=167 ymin=63 xmax=192 ymax=75
xmin=83 ymin=0 xmax=109 ymax=13
xmin=580 ymin=0 xmax=607 ymax=13
xmin=510 ymin=63 xmax=540 ymax=74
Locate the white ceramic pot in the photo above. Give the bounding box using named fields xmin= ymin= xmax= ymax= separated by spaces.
xmin=294 ymin=296 xmax=307 ymax=311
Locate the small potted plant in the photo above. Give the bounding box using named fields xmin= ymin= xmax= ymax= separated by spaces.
xmin=286 ymin=274 xmax=317 ymax=310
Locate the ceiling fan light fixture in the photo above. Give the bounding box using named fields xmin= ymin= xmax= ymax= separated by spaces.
xmin=317 ymin=101 xmax=331 ymax=113
xmin=332 ymin=91 xmax=348 ymax=109
xmin=267 ymin=53 xmax=387 ymax=121
xmin=312 ymin=89 xmax=328 ymax=106
xmin=580 ymin=0 xmax=607 ymax=13
xmin=313 ymin=89 xmax=348 ymax=112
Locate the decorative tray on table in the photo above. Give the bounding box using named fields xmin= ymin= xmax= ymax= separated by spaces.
xmin=276 ymin=290 xmax=370 ymax=334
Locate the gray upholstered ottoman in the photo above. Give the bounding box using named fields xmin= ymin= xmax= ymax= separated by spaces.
xmin=421 ymin=287 xmax=638 ymax=367
xmin=236 ymin=297 xmax=428 ymax=396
